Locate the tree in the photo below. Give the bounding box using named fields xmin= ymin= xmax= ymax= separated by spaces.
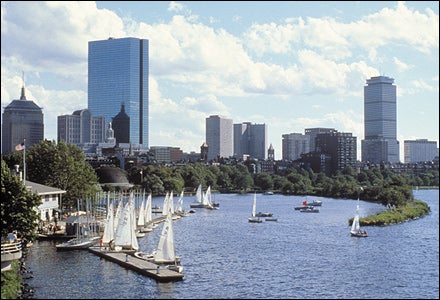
xmin=1 ymin=159 xmax=40 ymax=242
xmin=24 ymin=140 xmax=100 ymax=209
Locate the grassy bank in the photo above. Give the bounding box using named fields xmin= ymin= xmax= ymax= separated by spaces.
xmin=351 ymin=199 xmax=431 ymax=226
xmin=1 ymin=260 xmax=22 ymax=299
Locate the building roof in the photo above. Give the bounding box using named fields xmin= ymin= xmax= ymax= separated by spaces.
xmin=25 ymin=180 xmax=66 ymax=195
xmin=4 ymin=99 xmax=42 ymax=111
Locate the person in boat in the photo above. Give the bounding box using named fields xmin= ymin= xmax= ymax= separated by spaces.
xmin=8 ymin=231 xmax=18 ymax=243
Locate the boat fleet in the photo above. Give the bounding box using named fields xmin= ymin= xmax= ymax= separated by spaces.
xmin=53 ymin=188 xmax=366 ymax=279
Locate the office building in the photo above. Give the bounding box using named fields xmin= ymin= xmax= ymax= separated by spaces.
xmin=305 ymin=128 xmax=337 ymax=152
xmin=282 ymin=133 xmax=310 ymax=161
xmin=2 ymin=85 xmax=44 ymax=154
xmin=57 ymin=109 xmax=105 ymax=145
xmin=88 ymin=37 xmax=149 ymax=148
xmin=361 ymin=76 xmax=399 ymax=163
xmin=404 ymin=139 xmax=438 ymax=163
xmin=315 ymin=131 xmax=357 ymax=175
xmin=206 ymin=115 xmax=233 ymax=161
xmin=234 ymin=122 xmax=267 ymax=160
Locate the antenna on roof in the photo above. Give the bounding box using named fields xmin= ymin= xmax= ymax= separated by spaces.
xmin=20 ymin=71 xmax=27 ymax=100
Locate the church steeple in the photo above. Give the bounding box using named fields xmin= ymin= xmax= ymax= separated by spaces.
xmin=20 ymin=71 xmax=27 ymax=100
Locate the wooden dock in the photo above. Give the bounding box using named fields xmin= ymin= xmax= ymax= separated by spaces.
xmin=88 ymin=247 xmax=184 ymax=282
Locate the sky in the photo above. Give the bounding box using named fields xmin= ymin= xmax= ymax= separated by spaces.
xmin=1 ymin=1 xmax=439 ymax=161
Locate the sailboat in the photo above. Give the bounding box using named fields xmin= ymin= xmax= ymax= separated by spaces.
xmin=56 ymin=199 xmax=100 ymax=251
xmin=175 ymin=191 xmax=189 ymax=217
xmin=189 ymin=184 xmax=204 ymax=208
xmin=113 ymin=192 xmax=139 ymax=251
xmin=350 ymin=198 xmax=368 ymax=237
xmin=248 ymin=193 xmax=263 ymax=223
xmin=134 ymin=206 xmax=183 ymax=273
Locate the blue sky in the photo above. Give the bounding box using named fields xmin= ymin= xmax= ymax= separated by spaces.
xmin=1 ymin=1 xmax=438 ymax=161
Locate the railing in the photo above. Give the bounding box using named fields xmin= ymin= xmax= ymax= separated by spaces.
xmin=1 ymin=240 xmax=23 ymax=271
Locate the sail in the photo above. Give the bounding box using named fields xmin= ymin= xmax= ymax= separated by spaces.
xmin=114 ymin=197 xmax=123 ymax=232
xmin=129 ymin=192 xmax=139 ymax=250
xmin=252 ymin=193 xmax=257 ymax=217
xmin=114 ymin=202 xmax=132 ymax=248
xmin=114 ymin=192 xmax=138 ymax=250
xmin=176 ymin=191 xmax=184 ymax=212
xmin=154 ymin=212 xmax=175 ymax=263
xmin=169 ymin=191 xmax=174 ymax=214
xmin=137 ymin=193 xmax=145 ymax=227
xmin=195 ymin=184 xmax=202 ymax=203
xmin=145 ymin=193 xmax=152 ymax=223
xmin=162 ymin=192 xmax=169 ymax=216
xmin=351 ymin=214 xmax=360 ymax=233
xmin=102 ymin=198 xmax=114 ymax=243
xmin=202 ymin=186 xmax=212 ymax=206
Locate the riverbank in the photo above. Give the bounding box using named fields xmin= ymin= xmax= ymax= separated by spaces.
xmin=353 ymin=199 xmax=431 ymax=226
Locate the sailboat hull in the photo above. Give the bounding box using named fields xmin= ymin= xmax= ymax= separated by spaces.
xmin=350 ymin=231 xmax=368 ymax=237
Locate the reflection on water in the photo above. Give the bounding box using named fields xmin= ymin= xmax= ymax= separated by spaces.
xmin=25 ymin=190 xmax=439 ymax=299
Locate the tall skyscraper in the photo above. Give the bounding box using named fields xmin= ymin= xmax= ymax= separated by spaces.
xmin=88 ymin=37 xmax=149 ymax=148
xmin=361 ymin=76 xmax=399 ymax=163
xmin=206 ymin=115 xmax=233 ymax=161
xmin=233 ymin=122 xmax=267 ymax=160
xmin=2 ymin=85 xmax=44 ymax=154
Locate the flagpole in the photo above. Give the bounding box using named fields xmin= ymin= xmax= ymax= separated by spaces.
xmin=23 ymin=139 xmax=26 ymax=186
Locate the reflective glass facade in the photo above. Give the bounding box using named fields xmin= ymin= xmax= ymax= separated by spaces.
xmin=88 ymin=37 xmax=149 ymax=147
xmin=362 ymin=76 xmax=399 ymax=163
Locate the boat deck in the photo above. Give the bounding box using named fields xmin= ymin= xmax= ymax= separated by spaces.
xmin=88 ymin=247 xmax=184 ymax=282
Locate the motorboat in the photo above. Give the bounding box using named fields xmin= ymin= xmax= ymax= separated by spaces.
xmin=56 ymin=236 xmax=100 ymax=251
xmin=306 ymin=200 xmax=322 ymax=206
xmin=255 ymin=212 xmax=273 ymax=217
xmin=300 ymin=207 xmax=319 ymax=213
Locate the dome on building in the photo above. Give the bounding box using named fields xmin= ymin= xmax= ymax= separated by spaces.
xmin=95 ymin=166 xmax=133 ymax=189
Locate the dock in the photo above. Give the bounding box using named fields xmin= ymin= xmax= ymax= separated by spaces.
xmin=88 ymin=247 xmax=184 ymax=282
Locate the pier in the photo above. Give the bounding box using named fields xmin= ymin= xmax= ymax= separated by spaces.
xmin=88 ymin=247 xmax=184 ymax=282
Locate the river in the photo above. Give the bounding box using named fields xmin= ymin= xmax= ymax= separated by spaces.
xmin=23 ymin=189 xmax=439 ymax=299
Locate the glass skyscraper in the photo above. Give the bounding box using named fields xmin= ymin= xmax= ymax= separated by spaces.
xmin=88 ymin=37 xmax=149 ymax=147
xmin=361 ymin=76 xmax=399 ymax=163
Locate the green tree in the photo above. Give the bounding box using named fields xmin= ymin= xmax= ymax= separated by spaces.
xmin=1 ymin=159 xmax=40 ymax=242
xmin=24 ymin=140 xmax=100 ymax=209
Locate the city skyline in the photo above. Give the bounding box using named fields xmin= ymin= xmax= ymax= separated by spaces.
xmin=1 ymin=1 xmax=438 ymax=160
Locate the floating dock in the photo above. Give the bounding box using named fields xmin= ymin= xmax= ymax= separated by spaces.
xmin=88 ymin=247 xmax=184 ymax=282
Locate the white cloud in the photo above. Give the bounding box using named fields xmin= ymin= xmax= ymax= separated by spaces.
xmin=1 ymin=1 xmax=438 ymax=157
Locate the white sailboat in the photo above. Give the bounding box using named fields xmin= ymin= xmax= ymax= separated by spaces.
xmin=102 ymin=195 xmax=114 ymax=244
xmin=113 ymin=192 xmax=139 ymax=250
xmin=56 ymin=198 xmax=100 ymax=251
xmin=175 ymin=191 xmax=189 ymax=217
xmin=134 ymin=206 xmax=183 ymax=273
xmin=248 ymin=193 xmax=263 ymax=223
xmin=189 ymin=184 xmax=203 ymax=208
xmin=350 ymin=198 xmax=367 ymax=237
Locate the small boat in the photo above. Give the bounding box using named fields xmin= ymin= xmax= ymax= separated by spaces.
xmin=300 ymin=207 xmax=319 ymax=213
xmin=248 ymin=193 xmax=263 ymax=223
xmin=265 ymin=217 xmax=278 ymax=221
xmin=56 ymin=236 xmax=100 ymax=251
xmin=263 ymin=191 xmax=274 ymax=195
xmin=350 ymin=198 xmax=368 ymax=237
xmin=306 ymin=200 xmax=322 ymax=206
xmin=255 ymin=212 xmax=273 ymax=217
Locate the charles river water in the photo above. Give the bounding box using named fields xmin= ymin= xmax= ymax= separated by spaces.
xmin=23 ymin=189 xmax=439 ymax=299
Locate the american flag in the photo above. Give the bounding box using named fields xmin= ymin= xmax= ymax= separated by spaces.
xmin=15 ymin=143 xmax=25 ymax=151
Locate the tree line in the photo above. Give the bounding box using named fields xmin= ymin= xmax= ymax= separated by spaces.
xmin=2 ymin=140 xmax=438 ymax=240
